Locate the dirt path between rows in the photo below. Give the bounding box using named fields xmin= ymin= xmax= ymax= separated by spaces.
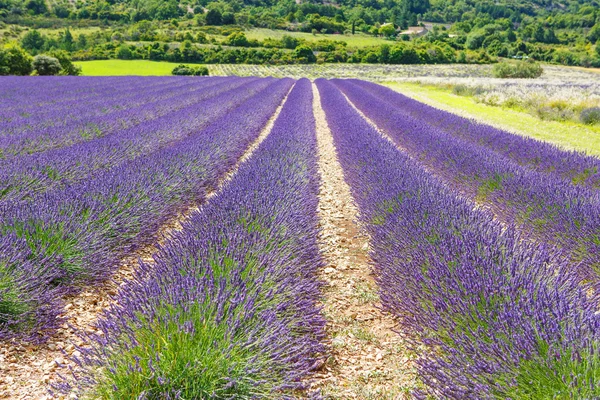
xmin=309 ymin=83 xmax=417 ymax=399
xmin=0 ymin=84 xmax=295 ymax=400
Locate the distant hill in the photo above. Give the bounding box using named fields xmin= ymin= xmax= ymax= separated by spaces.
xmin=0 ymin=0 xmax=599 ymax=68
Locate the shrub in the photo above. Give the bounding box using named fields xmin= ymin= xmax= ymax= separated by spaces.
xmin=451 ymin=84 xmax=487 ymax=97
xmin=0 ymin=44 xmax=33 ymax=76
xmin=294 ymin=45 xmax=316 ymax=63
xmin=492 ymin=60 xmax=543 ymax=78
xmin=171 ymin=64 xmax=209 ymax=76
xmin=580 ymin=107 xmax=600 ymax=125
xmin=33 ymin=55 xmax=61 ymax=75
xmin=47 ymin=50 xmax=81 ymax=75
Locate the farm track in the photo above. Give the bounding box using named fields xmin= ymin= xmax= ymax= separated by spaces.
xmin=309 ymin=83 xmax=416 ymax=399
xmin=0 ymin=83 xmax=295 ymax=400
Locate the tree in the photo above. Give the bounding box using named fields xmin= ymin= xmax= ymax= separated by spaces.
xmin=206 ymin=9 xmax=222 ymax=25
xmin=379 ymin=24 xmax=396 ymax=38
xmin=222 ymin=12 xmax=235 ymax=25
xmin=77 ymin=34 xmax=88 ymax=50
xmin=294 ymin=45 xmax=316 ymax=63
xmin=48 ymin=50 xmax=81 ymax=75
xmin=33 ymin=55 xmax=61 ymax=75
xmin=281 ymin=35 xmax=300 ymax=49
xmin=61 ymin=28 xmax=74 ymax=51
xmin=172 ymin=64 xmax=209 ymax=75
xmin=25 ymin=0 xmax=47 ymax=15
xmin=588 ymin=24 xmax=600 ymax=44
xmin=0 ymin=45 xmax=33 ymax=76
xmin=116 ymin=44 xmax=133 ymax=59
xmin=224 ymin=32 xmax=248 ymax=47
xmin=21 ymin=30 xmax=46 ymax=53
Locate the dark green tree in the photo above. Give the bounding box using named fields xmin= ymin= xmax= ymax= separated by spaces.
xmin=21 ymin=30 xmax=46 ymax=53
xmin=25 ymin=0 xmax=47 ymax=15
xmin=206 ymin=9 xmax=222 ymax=25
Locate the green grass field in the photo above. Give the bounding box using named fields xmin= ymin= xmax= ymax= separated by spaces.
xmin=244 ymin=28 xmax=390 ymax=48
xmin=75 ymin=60 xmax=202 ymax=76
xmin=385 ymin=82 xmax=600 ymax=156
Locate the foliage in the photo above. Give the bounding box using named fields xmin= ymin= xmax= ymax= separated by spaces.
xmin=0 ymin=44 xmax=33 ymax=75
xmin=581 ymin=107 xmax=600 ymax=125
xmin=171 ymin=63 xmax=209 ymax=76
xmin=294 ymin=44 xmax=316 ymax=63
xmin=32 ymin=54 xmax=61 ymax=75
xmin=1 ymin=0 xmax=599 ymax=68
xmin=318 ymin=78 xmax=600 ymax=399
xmin=492 ymin=60 xmax=543 ymax=78
xmin=48 ymin=50 xmax=81 ymax=75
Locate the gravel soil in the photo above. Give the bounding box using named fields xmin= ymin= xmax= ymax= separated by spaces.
xmin=308 ymin=83 xmax=417 ymax=399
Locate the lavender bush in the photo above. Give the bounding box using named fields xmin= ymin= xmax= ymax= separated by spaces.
xmin=333 ymin=79 xmax=600 ymax=280
xmin=0 ymin=77 xmax=268 ymax=203
xmin=338 ymin=79 xmax=600 ymax=188
xmin=65 ymin=79 xmax=325 ymax=398
xmin=0 ymin=77 xmax=293 ymax=341
xmin=317 ymin=78 xmax=600 ymax=399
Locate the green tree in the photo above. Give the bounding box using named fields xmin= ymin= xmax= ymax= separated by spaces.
xmin=0 ymin=45 xmax=33 ymax=76
xmin=294 ymin=45 xmax=316 ymax=63
xmin=21 ymin=30 xmax=46 ymax=53
xmin=77 ymin=34 xmax=88 ymax=50
xmin=224 ymin=32 xmax=248 ymax=47
xmin=33 ymin=55 xmax=61 ymax=75
xmin=588 ymin=24 xmax=600 ymax=44
xmin=25 ymin=0 xmax=47 ymax=15
xmin=61 ymin=28 xmax=74 ymax=51
xmin=379 ymin=24 xmax=396 ymax=38
xmin=206 ymin=9 xmax=222 ymax=25
xmin=48 ymin=50 xmax=81 ymax=75
xmin=116 ymin=44 xmax=133 ymax=59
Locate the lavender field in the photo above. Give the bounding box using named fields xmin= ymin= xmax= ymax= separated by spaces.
xmin=1 ymin=76 xmax=599 ymax=399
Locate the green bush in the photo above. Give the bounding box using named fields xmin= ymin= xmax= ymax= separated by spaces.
xmin=451 ymin=84 xmax=487 ymax=97
xmin=171 ymin=64 xmax=209 ymax=76
xmin=492 ymin=60 xmax=543 ymax=78
xmin=0 ymin=44 xmax=33 ymax=76
xmin=33 ymin=55 xmax=61 ymax=75
xmin=47 ymin=50 xmax=81 ymax=75
xmin=580 ymin=107 xmax=600 ymax=125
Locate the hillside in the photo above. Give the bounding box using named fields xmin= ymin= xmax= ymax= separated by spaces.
xmin=0 ymin=0 xmax=599 ymax=68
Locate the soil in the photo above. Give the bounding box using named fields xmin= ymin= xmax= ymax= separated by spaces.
xmin=308 ymin=83 xmax=417 ymax=399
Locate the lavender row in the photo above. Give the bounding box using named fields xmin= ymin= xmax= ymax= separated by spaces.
xmin=344 ymin=79 xmax=600 ymax=188
xmin=0 ymin=77 xmax=293 ymax=342
xmin=0 ymin=78 xmax=272 ymax=204
xmin=0 ymin=77 xmax=186 ymax=133
xmin=0 ymin=77 xmax=243 ymax=157
xmin=64 ymin=79 xmax=325 ymax=398
xmin=334 ymin=80 xmax=600 ymax=279
xmin=317 ymin=79 xmax=600 ymax=399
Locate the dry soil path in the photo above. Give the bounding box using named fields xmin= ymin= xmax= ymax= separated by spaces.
xmin=308 ymin=83 xmax=417 ymax=399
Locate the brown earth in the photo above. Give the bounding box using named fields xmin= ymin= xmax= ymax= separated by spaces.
xmin=308 ymin=83 xmax=417 ymax=399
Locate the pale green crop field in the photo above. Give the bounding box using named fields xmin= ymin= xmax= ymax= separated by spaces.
xmin=75 ymin=60 xmax=201 ymax=76
xmin=244 ymin=28 xmax=390 ymax=48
